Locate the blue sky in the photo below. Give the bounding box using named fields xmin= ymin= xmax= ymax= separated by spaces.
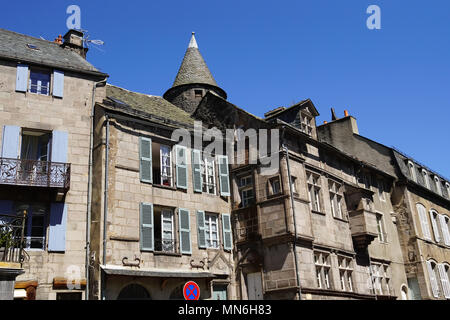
xmin=2 ymin=0 xmax=449 ymax=178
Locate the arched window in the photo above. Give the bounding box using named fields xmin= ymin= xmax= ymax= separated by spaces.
xmin=426 ymin=260 xmax=440 ymax=298
xmin=438 ymin=215 xmax=450 ymax=246
xmin=437 ymin=263 xmax=450 ymax=299
xmin=429 ymin=210 xmax=441 ymax=243
xmin=416 ymin=204 xmax=431 ymax=240
xmin=117 ymin=283 xmax=150 ymax=300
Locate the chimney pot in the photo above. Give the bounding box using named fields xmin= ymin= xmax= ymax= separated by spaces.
xmin=344 ymin=110 xmax=349 ymax=117
xmin=324 ymin=121 xmax=328 ymax=124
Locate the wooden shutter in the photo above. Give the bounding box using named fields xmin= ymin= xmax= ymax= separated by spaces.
xmin=196 ymin=210 xmax=206 ymax=249
xmin=417 ymin=204 xmax=431 ymax=240
xmin=176 ymin=145 xmax=188 ymax=189
xmin=53 ymin=70 xmax=64 ymax=98
xmin=16 ymin=64 xmax=28 ymax=92
xmin=178 ymin=208 xmax=191 ymax=254
xmin=48 ymin=203 xmax=68 ymax=252
xmin=218 ymin=155 xmax=230 ymax=196
xmin=438 ymin=264 xmax=450 ymax=299
xmin=426 ymin=261 xmax=440 ymax=298
xmin=439 ymin=214 xmax=450 ymax=246
xmin=51 ymin=131 xmax=68 ymax=163
xmin=139 ymin=137 xmax=152 ymax=183
xmin=429 ymin=211 xmax=441 ymax=243
xmin=192 ymin=149 xmax=203 ymax=193
xmin=140 ymin=203 xmax=154 ymax=251
xmin=1 ymin=125 xmax=20 ymax=158
xmin=222 ymin=213 xmax=233 ymax=251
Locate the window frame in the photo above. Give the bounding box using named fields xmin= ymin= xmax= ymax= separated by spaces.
xmin=314 ymin=251 xmax=332 ymax=289
xmin=376 ymin=213 xmax=387 ymax=243
xmin=329 ymin=179 xmax=344 ymax=219
xmin=338 ymin=256 xmax=354 ymax=292
xmin=28 ymin=67 xmax=52 ymax=96
xmin=159 ymin=144 xmax=173 ymax=187
xmin=238 ymin=175 xmax=254 ymax=207
xmin=201 ymin=156 xmax=217 ymax=195
xmin=205 ymin=213 xmax=219 ymax=249
xmin=307 ymin=171 xmax=322 ymax=213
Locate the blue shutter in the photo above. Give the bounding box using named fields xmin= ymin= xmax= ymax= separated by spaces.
xmin=139 ymin=137 xmax=152 ymax=183
xmin=179 ymin=208 xmax=191 ymax=254
xmin=16 ymin=64 xmax=28 ymax=92
xmin=51 ymin=131 xmax=68 ymax=163
xmin=222 ymin=213 xmax=233 ymax=251
xmin=53 ymin=70 xmax=64 ymax=98
xmin=192 ymin=149 xmax=203 ymax=193
xmin=196 ymin=210 xmax=206 ymax=249
xmin=1 ymin=125 xmax=20 ymax=158
xmin=218 ymin=155 xmax=230 ymax=196
xmin=48 ymin=203 xmax=68 ymax=252
xmin=176 ymin=145 xmax=188 ymax=189
xmin=140 ymin=203 xmax=154 ymax=251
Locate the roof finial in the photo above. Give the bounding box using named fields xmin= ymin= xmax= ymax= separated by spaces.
xmin=188 ymin=32 xmax=198 ymax=49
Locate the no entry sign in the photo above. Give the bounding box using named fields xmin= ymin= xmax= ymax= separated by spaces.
xmin=183 ymin=281 xmax=200 ymax=300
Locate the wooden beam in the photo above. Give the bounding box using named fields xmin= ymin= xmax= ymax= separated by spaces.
xmin=53 ymin=277 xmax=86 ymax=290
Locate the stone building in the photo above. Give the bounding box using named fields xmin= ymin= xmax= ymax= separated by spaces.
xmin=0 ymin=28 xmax=107 ymax=299
xmin=89 ymin=34 xmax=235 ymax=300
xmin=318 ymin=114 xmax=450 ymax=300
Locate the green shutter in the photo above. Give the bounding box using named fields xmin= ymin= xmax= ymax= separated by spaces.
xmin=139 ymin=137 xmax=152 ymax=183
xmin=192 ymin=149 xmax=203 ymax=193
xmin=176 ymin=145 xmax=188 ymax=189
xmin=222 ymin=213 xmax=233 ymax=251
xmin=218 ymin=155 xmax=230 ymax=196
xmin=197 ymin=210 xmax=206 ymax=249
xmin=179 ymin=208 xmax=191 ymax=254
xmin=140 ymin=203 xmax=154 ymax=251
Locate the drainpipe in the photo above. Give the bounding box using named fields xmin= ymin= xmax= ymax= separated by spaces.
xmin=281 ymin=126 xmax=302 ymax=300
xmin=101 ymin=114 xmax=110 ymax=300
xmin=86 ymin=79 xmax=106 ymax=300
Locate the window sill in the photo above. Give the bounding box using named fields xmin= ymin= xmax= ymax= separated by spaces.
xmin=152 ymin=183 xmax=176 ymax=191
xmin=153 ymin=251 xmax=182 ymax=257
xmin=333 ymin=216 xmax=348 ymax=223
xmin=311 ymin=210 xmax=326 ymax=216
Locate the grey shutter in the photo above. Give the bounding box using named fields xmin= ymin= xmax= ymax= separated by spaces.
xmin=196 ymin=210 xmax=206 ymax=249
xmin=53 ymin=70 xmax=64 ymax=98
xmin=192 ymin=149 xmax=203 ymax=193
xmin=51 ymin=131 xmax=68 ymax=163
xmin=218 ymin=155 xmax=230 ymax=196
xmin=222 ymin=213 xmax=233 ymax=251
xmin=426 ymin=261 xmax=440 ymax=298
xmin=1 ymin=125 xmax=20 ymax=158
xmin=16 ymin=64 xmax=28 ymax=92
xmin=439 ymin=214 xmax=450 ymax=246
xmin=438 ymin=264 xmax=450 ymax=299
xmin=176 ymin=145 xmax=188 ymax=189
xmin=178 ymin=208 xmax=191 ymax=254
xmin=140 ymin=203 xmax=154 ymax=251
xmin=417 ymin=204 xmax=431 ymax=240
xmin=429 ymin=211 xmax=441 ymax=243
xmin=139 ymin=137 xmax=152 ymax=183
xmin=48 ymin=203 xmax=68 ymax=252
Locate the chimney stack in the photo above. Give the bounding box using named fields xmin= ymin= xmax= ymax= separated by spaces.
xmin=61 ymin=29 xmax=88 ymax=59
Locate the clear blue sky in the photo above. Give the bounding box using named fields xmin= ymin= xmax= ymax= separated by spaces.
xmin=2 ymin=0 xmax=449 ymax=178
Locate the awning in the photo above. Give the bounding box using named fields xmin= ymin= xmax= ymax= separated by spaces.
xmin=14 ymin=289 xmax=27 ymax=299
xmin=101 ymin=265 xmax=215 ymax=279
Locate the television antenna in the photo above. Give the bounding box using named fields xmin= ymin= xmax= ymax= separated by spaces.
xmin=80 ymin=29 xmax=105 ymax=52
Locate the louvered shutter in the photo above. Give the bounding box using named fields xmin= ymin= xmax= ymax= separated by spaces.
xmin=439 ymin=214 xmax=450 ymax=246
xmin=140 ymin=203 xmax=154 ymax=251
xmin=429 ymin=211 xmax=441 ymax=243
xmin=192 ymin=149 xmax=203 ymax=193
xmin=51 ymin=131 xmax=68 ymax=163
xmin=139 ymin=137 xmax=152 ymax=183
xmin=426 ymin=261 xmax=440 ymax=298
xmin=53 ymin=70 xmax=64 ymax=98
xmin=16 ymin=64 xmax=28 ymax=92
xmin=417 ymin=204 xmax=431 ymax=240
xmin=1 ymin=125 xmax=20 ymax=158
xmin=196 ymin=210 xmax=206 ymax=249
xmin=179 ymin=208 xmax=191 ymax=254
xmin=438 ymin=264 xmax=450 ymax=299
xmin=218 ymin=155 xmax=230 ymax=196
xmin=48 ymin=203 xmax=68 ymax=252
xmin=222 ymin=213 xmax=233 ymax=251
xmin=176 ymin=145 xmax=188 ymax=189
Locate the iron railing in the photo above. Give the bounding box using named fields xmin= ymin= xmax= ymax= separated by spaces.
xmin=0 ymin=212 xmax=27 ymax=264
xmin=0 ymin=158 xmax=70 ymax=190
xmin=154 ymin=238 xmax=176 ymax=253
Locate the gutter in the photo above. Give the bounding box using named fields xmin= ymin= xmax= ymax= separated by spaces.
xmin=101 ymin=114 xmax=110 ymax=300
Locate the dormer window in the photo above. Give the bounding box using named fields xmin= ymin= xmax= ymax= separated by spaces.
xmin=434 ymin=176 xmax=442 ymax=196
xmin=422 ymin=169 xmax=430 ymax=189
xmin=300 ymin=113 xmax=313 ymax=136
xmin=408 ymin=161 xmax=417 ymax=182
xmin=446 ymin=183 xmax=450 ymax=199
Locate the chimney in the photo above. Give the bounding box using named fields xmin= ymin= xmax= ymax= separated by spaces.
xmin=61 ymin=29 xmax=88 ymax=59
xmin=344 ymin=110 xmax=349 ymax=117
xmin=54 ymin=35 xmax=63 ymax=44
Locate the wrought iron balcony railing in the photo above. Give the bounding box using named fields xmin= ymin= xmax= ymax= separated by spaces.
xmin=154 ymin=238 xmax=176 ymax=253
xmin=0 ymin=158 xmax=70 ymax=190
xmin=0 ymin=213 xmax=27 ymax=264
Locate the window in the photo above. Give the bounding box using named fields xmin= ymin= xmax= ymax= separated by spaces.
xmin=408 ymin=161 xmax=417 ymax=182
xmin=377 ymin=179 xmax=386 ymax=201
xmin=439 ymin=214 xmax=450 ymax=246
xmin=290 ymin=176 xmax=298 ymax=194
xmin=376 ymin=214 xmax=387 ymax=243
xmin=29 ymin=69 xmax=51 ymax=95
xmin=268 ymin=176 xmax=281 ymax=196
xmin=299 ymin=113 xmax=313 ymax=136
xmin=426 ymin=260 xmax=440 ymax=298
xmin=154 ymin=207 xmax=175 ymax=253
xmin=417 ymin=203 xmax=432 ymax=241
xmin=438 ymin=263 xmax=450 ymax=299
xmin=202 ymin=157 xmax=216 ymax=194
xmin=239 ymin=175 xmax=254 ymax=207
xmin=194 ymin=90 xmax=203 ymax=98
xmin=205 ymin=214 xmax=219 ymax=248
xmin=20 ymin=130 xmax=51 ymax=161
xmin=446 ymin=183 xmax=450 ymax=200
xmin=371 ymin=263 xmax=391 ymax=295
xmin=338 ymin=256 xmax=353 ymax=292
xmin=152 ymin=143 xmax=172 ymax=186
xmin=307 ymin=171 xmax=322 ymax=212
xmin=429 ymin=210 xmax=441 ymax=243
xmin=434 ymin=176 xmax=442 ymax=196
xmin=314 ymin=252 xmax=331 ymax=289
xmin=15 ymin=203 xmax=47 ymax=250
xmin=329 ymin=180 xmax=344 ymax=219
xmin=363 ymin=173 xmax=371 ymax=190
xmin=422 ymin=169 xmax=430 ymax=189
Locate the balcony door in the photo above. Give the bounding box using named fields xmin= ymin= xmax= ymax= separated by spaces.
xmin=20 ymin=131 xmax=51 ymax=183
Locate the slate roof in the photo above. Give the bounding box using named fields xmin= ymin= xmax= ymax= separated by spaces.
xmin=104 ymin=84 xmax=195 ymax=127
xmin=0 ymin=28 xmax=106 ymax=77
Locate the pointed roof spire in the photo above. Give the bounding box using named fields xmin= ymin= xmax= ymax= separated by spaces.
xmin=188 ymin=32 xmax=198 ymax=48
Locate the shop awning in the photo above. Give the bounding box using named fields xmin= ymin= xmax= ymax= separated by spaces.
xmin=101 ymin=265 xmax=216 ymax=279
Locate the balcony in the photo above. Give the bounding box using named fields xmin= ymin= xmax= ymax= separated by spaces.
xmin=348 ymin=208 xmax=379 ymax=250
xmin=0 ymin=213 xmax=27 ymax=264
xmin=233 ymin=205 xmax=260 ymax=243
xmin=0 ymin=158 xmax=70 ymax=190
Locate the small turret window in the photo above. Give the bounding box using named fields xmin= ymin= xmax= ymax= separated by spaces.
xmin=194 ymin=90 xmax=203 ymax=98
